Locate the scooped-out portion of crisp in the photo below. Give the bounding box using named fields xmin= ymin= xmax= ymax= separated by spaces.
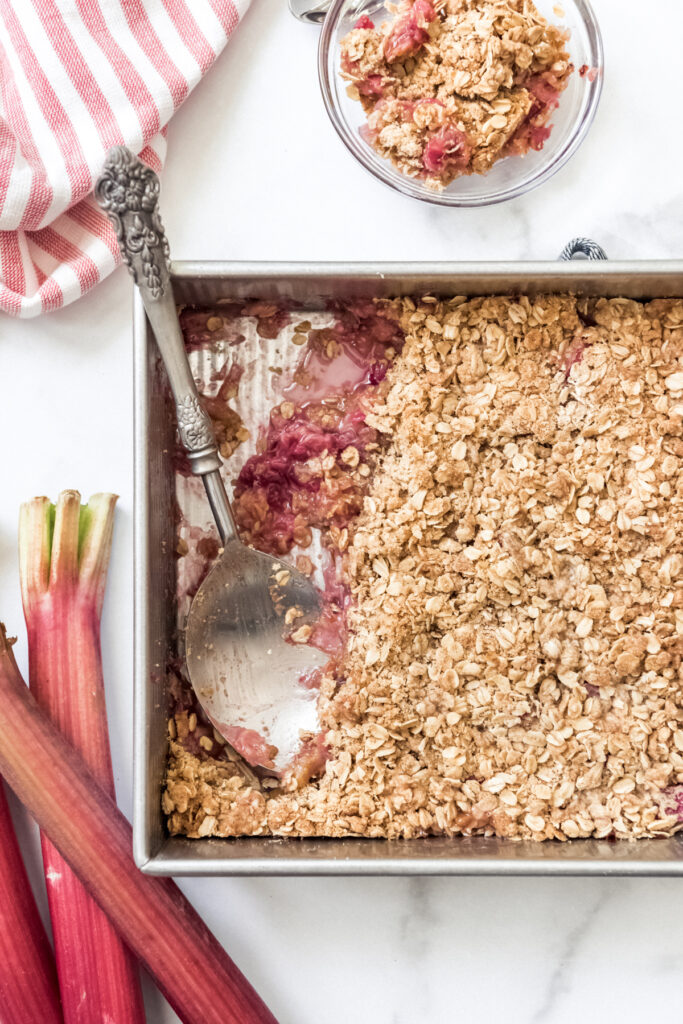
xmin=165 ymin=293 xmax=683 ymax=843
xmin=340 ymin=0 xmax=573 ymax=189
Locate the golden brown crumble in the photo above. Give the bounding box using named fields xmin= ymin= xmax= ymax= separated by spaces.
xmin=165 ymin=293 xmax=683 ymax=843
xmin=340 ymin=0 xmax=572 ymax=188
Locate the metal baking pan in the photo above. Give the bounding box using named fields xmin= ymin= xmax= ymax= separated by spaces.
xmin=134 ymin=255 xmax=683 ymax=875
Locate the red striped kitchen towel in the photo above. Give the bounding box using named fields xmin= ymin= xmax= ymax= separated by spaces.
xmin=0 ymin=0 xmax=249 ymax=318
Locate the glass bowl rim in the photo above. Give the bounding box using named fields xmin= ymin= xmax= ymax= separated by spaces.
xmin=318 ymin=0 xmax=604 ymax=208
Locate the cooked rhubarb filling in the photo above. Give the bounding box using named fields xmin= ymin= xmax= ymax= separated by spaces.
xmin=340 ymin=0 xmax=573 ymax=189
xmin=165 ymin=294 xmax=683 ymax=842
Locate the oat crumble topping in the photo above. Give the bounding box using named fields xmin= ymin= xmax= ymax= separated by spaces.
xmin=340 ymin=0 xmax=572 ymax=189
xmin=165 ymin=294 xmax=683 ymax=842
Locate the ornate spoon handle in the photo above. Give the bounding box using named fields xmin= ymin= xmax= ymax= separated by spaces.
xmin=95 ymin=146 xmax=236 ymax=543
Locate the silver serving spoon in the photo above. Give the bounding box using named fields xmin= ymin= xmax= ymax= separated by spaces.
xmin=96 ymin=147 xmax=327 ymax=774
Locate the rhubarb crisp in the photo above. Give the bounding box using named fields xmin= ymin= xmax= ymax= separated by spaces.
xmin=164 ymin=294 xmax=683 ymax=842
xmin=339 ymin=0 xmax=573 ymax=188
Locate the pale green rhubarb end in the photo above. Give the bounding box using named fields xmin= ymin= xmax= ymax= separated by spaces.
xmin=19 ymin=491 xmax=146 ymax=1024
xmin=0 ymin=624 xmax=278 ymax=1024
xmin=0 ymin=771 xmax=63 ymax=1024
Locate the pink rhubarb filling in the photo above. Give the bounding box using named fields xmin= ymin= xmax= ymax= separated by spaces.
xmin=383 ymin=0 xmax=437 ymax=63
xmin=175 ymin=301 xmax=404 ymax=782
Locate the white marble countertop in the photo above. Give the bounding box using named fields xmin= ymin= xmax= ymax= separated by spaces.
xmin=2 ymin=1 xmax=683 ymax=1020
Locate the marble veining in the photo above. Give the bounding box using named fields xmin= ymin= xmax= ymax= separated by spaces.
xmin=530 ymin=884 xmax=612 ymax=1024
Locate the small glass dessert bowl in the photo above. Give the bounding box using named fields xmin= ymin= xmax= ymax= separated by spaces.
xmin=318 ymin=0 xmax=603 ymax=207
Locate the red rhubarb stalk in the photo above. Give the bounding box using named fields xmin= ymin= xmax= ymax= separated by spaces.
xmin=0 ymin=624 xmax=278 ymax=1024
xmin=19 ymin=491 xmax=145 ymax=1023
xmin=0 ymin=780 xmax=63 ymax=1024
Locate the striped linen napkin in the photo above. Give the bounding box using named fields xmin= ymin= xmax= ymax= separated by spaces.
xmin=0 ymin=0 xmax=249 ymax=318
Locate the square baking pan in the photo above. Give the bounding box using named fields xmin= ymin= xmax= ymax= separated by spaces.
xmin=134 ymin=257 xmax=683 ymax=875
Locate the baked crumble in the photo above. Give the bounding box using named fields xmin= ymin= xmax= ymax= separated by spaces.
xmin=165 ymin=294 xmax=683 ymax=842
xmin=340 ymin=0 xmax=573 ymax=189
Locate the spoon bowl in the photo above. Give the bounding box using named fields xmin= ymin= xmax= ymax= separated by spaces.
xmin=186 ymin=541 xmax=326 ymax=773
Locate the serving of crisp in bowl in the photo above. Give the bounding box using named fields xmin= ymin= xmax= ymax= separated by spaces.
xmin=319 ymin=0 xmax=603 ymax=205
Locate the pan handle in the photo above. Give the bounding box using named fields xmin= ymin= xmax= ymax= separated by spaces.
xmin=559 ymin=237 xmax=607 ymax=261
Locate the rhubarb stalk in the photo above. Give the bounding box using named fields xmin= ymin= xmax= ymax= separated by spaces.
xmin=0 ymin=780 xmax=63 ymax=1024
xmin=0 ymin=624 xmax=278 ymax=1024
xmin=19 ymin=492 xmax=145 ymax=1023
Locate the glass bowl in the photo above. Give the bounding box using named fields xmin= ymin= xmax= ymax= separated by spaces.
xmin=318 ymin=0 xmax=603 ymax=206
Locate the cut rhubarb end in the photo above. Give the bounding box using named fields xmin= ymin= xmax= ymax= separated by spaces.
xmin=19 ymin=491 xmax=145 ymax=1024
xmin=0 ymin=779 xmax=63 ymax=1024
xmin=0 ymin=624 xmax=278 ymax=1024
xmin=18 ymin=496 xmax=52 ymax=606
xmin=77 ymin=493 xmax=118 ymax=616
xmin=48 ymin=490 xmax=82 ymax=591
